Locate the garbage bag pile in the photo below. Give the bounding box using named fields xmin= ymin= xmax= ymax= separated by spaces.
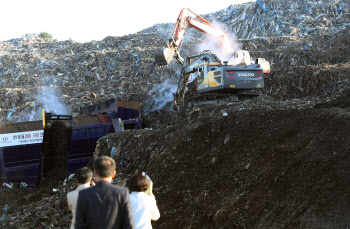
xmin=0 ymin=32 xmax=181 ymax=123
xmin=211 ymin=0 xmax=349 ymax=39
xmin=1 ymin=1 xmax=349 ymax=124
xmin=240 ymin=27 xmax=350 ymax=67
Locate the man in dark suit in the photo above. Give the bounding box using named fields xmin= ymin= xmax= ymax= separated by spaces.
xmin=75 ymin=156 xmax=134 ymax=229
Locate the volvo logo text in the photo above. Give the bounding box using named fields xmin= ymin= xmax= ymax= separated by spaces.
xmin=237 ymin=73 xmax=255 ymax=77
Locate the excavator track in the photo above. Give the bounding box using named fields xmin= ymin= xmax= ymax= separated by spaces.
xmin=184 ymin=91 xmax=262 ymax=108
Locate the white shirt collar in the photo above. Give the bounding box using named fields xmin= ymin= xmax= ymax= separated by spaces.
xmin=76 ymin=183 xmax=90 ymax=191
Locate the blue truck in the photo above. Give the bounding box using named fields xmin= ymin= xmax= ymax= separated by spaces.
xmin=0 ymin=98 xmax=142 ymax=188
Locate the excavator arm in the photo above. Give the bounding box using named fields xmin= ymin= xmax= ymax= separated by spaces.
xmin=155 ymin=8 xmax=234 ymax=66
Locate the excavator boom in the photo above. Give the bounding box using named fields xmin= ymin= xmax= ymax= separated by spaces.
xmin=155 ymin=8 xmax=234 ymax=66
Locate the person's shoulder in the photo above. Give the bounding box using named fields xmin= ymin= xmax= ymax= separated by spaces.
xmin=78 ymin=186 xmax=94 ymax=196
xmin=67 ymin=188 xmax=78 ymax=199
xmin=110 ymin=184 xmax=128 ymax=192
xmin=142 ymin=193 xmax=157 ymax=203
xmin=143 ymin=193 xmax=155 ymax=200
xmin=131 ymin=192 xmax=153 ymax=200
xmin=108 ymin=184 xmax=129 ymax=195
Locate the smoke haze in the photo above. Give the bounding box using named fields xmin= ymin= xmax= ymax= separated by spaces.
xmin=196 ymin=20 xmax=242 ymax=62
xmin=20 ymin=86 xmax=71 ymax=122
xmin=36 ymin=87 xmax=70 ymax=115
xmin=144 ymin=79 xmax=178 ymax=113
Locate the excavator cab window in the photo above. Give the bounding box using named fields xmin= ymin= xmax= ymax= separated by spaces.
xmin=197 ymin=67 xmax=204 ymax=85
xmin=186 ymin=57 xmax=191 ymax=66
xmin=202 ymin=57 xmax=209 ymax=62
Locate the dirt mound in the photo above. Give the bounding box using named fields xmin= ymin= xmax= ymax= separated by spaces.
xmin=36 ymin=168 xmax=69 ymax=194
xmin=0 ymin=120 xmax=42 ymax=134
xmin=40 ymin=121 xmax=72 ymax=182
xmin=0 ymin=176 xmax=73 ymax=228
xmin=94 ymin=103 xmax=350 ymax=228
xmin=315 ymin=89 xmax=350 ymax=109
xmin=0 ymin=189 xmax=29 ymax=207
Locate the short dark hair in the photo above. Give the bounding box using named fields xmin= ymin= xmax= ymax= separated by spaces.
xmin=94 ymin=156 xmax=116 ymax=178
xmin=129 ymin=174 xmax=149 ymax=192
xmin=75 ymin=167 xmax=92 ymax=184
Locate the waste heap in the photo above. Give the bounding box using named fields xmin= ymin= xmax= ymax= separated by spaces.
xmin=0 ymin=0 xmax=349 ymax=228
xmin=211 ymin=0 xmax=349 ymax=38
xmin=0 ymin=31 xmax=181 ymax=123
xmin=1 ymin=0 xmax=349 ymax=124
xmin=206 ymin=0 xmax=350 ymax=100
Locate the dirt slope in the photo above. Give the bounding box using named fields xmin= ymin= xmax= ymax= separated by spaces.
xmin=94 ymin=95 xmax=350 ymax=228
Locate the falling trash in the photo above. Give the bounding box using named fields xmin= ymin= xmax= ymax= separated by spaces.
xmin=3 ymin=183 xmax=13 ymax=188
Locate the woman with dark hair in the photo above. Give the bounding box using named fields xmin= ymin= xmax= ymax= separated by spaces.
xmin=129 ymin=174 xmax=160 ymax=229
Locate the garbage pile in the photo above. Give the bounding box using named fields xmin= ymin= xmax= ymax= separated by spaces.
xmin=0 ymin=32 xmax=182 ymax=123
xmin=1 ymin=1 xmax=349 ymax=124
xmin=211 ymin=0 xmax=349 ymax=39
xmin=0 ymin=0 xmax=349 ymax=228
xmin=137 ymin=0 xmax=350 ymax=101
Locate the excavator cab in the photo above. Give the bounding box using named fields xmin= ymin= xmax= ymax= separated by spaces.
xmin=234 ymin=50 xmax=270 ymax=73
xmin=234 ymin=50 xmax=251 ymax=65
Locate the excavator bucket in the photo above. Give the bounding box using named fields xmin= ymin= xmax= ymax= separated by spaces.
xmin=154 ymin=48 xmax=175 ymax=66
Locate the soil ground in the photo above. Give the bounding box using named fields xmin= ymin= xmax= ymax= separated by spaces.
xmin=90 ymin=91 xmax=350 ymax=229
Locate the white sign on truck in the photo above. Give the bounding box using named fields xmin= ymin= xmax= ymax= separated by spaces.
xmin=0 ymin=130 xmax=44 ymax=147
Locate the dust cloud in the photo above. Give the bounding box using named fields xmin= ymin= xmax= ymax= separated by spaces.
xmin=196 ymin=20 xmax=242 ymax=62
xmin=144 ymin=79 xmax=178 ymax=114
xmin=36 ymin=87 xmax=70 ymax=116
xmin=18 ymin=86 xmax=71 ymax=122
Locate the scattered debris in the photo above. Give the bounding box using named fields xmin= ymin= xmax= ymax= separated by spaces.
xmin=0 ymin=0 xmax=349 ymax=228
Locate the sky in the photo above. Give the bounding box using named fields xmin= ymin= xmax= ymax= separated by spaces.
xmin=1 ymin=0 xmax=254 ymax=42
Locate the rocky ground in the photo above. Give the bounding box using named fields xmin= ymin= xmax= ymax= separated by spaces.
xmin=0 ymin=0 xmax=350 ymax=228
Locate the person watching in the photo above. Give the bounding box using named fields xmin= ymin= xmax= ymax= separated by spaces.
xmin=75 ymin=156 xmax=134 ymax=229
xmin=67 ymin=167 xmax=93 ymax=229
xmin=129 ymin=174 xmax=160 ymax=229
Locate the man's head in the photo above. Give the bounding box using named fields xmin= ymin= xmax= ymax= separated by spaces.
xmin=128 ymin=174 xmax=149 ymax=192
xmin=75 ymin=167 xmax=93 ymax=185
xmin=94 ymin=156 xmax=116 ymax=179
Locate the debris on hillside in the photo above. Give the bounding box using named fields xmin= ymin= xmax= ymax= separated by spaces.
xmin=1 ymin=1 xmax=349 ymax=124
xmin=0 ymin=0 xmax=349 ymax=228
xmin=211 ymin=0 xmax=349 ymax=39
xmin=0 ymin=33 xmax=180 ymax=123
